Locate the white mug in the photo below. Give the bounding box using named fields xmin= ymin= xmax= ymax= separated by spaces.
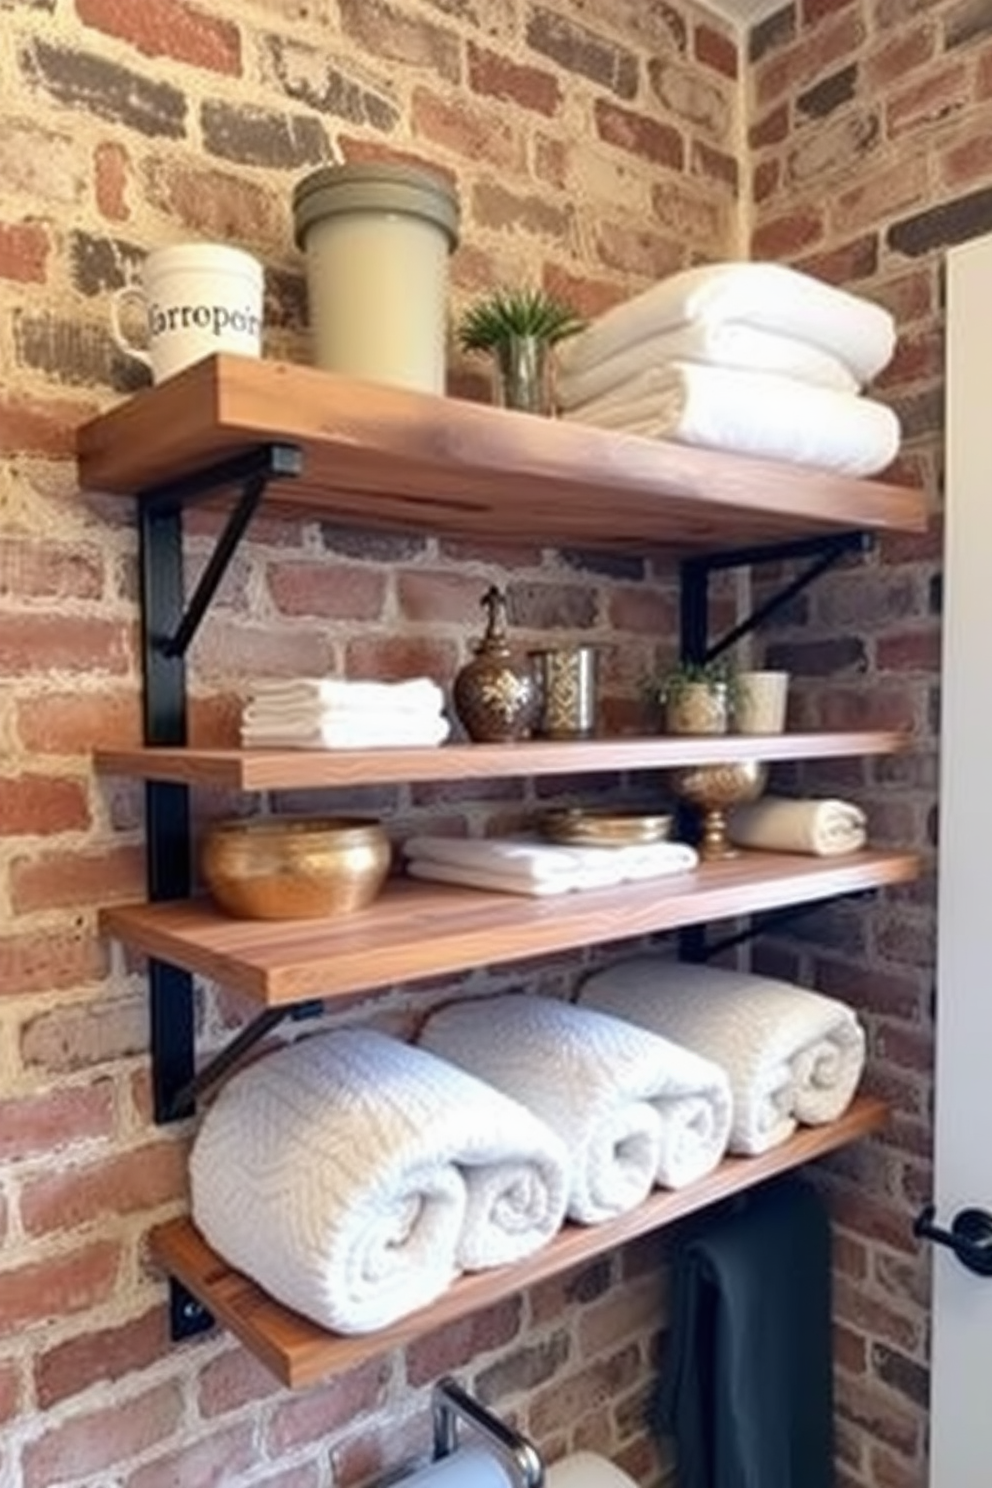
xmin=110 ymin=242 xmax=264 ymax=383
xmin=734 ymin=670 xmax=790 ymax=734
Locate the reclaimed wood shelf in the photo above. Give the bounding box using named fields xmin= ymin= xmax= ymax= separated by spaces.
xmin=95 ymin=729 xmax=909 ymax=791
xmin=152 ymin=1093 xmax=887 ymax=1388
xmin=101 ymin=849 xmax=918 ymax=1007
xmin=75 ymin=355 xmax=928 ymax=551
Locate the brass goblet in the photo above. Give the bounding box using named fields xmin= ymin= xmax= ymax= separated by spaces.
xmin=670 ymin=760 xmax=768 ymax=860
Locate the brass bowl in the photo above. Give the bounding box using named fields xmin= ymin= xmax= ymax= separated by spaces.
xmin=539 ymin=807 xmax=674 ymax=848
xmin=670 ymin=761 xmax=768 ymax=860
xmin=201 ymin=816 xmax=391 ymax=920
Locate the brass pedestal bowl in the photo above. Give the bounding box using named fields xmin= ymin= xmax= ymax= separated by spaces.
xmin=670 ymin=761 xmax=768 ymax=861
xmin=201 ymin=816 xmax=391 ymax=920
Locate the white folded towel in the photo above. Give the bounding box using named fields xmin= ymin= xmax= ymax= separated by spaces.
xmin=563 ymin=362 xmax=901 ymax=477
xmin=403 ymin=834 xmax=699 ymax=896
xmin=556 ymin=322 xmax=859 ymax=410
xmin=240 ymin=713 xmax=451 ymax=750
xmin=579 ymin=957 xmax=867 ymax=1155
xmin=189 ymin=1029 xmax=570 ymax=1333
xmin=728 ymin=796 xmax=868 ymax=856
xmin=557 ymin=261 xmax=895 ymax=385
xmin=246 ymin=677 xmax=446 ymax=714
xmin=420 ymin=993 xmax=732 ymax=1220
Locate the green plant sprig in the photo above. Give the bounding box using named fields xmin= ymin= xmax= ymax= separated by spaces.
xmin=457 ymin=287 xmax=586 ymax=353
xmin=654 ymin=657 xmax=738 ymax=705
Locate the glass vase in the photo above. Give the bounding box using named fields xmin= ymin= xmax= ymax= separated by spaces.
xmin=493 ymin=334 xmax=553 ymax=415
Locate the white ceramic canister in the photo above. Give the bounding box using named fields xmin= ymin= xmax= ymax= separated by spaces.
xmin=292 ymin=162 xmax=460 ymax=395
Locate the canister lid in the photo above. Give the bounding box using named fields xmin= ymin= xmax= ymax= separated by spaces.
xmin=292 ymin=162 xmax=460 ymax=251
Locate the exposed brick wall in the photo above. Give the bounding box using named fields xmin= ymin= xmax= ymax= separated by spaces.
xmin=741 ymin=1 xmax=982 ymax=1483
xmin=0 ymin=1 xmax=741 ymax=1485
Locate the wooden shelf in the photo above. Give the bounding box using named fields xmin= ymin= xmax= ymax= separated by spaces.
xmin=95 ymin=729 xmax=909 ymax=791
xmin=101 ymin=849 xmax=918 ymax=1006
xmin=152 ymin=1093 xmax=887 ymax=1388
xmin=76 ymin=355 xmax=928 ymax=552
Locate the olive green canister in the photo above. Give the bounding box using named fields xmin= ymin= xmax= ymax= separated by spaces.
xmin=292 ymin=162 xmax=460 ymax=395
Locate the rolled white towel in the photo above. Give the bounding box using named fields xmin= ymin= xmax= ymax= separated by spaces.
xmin=419 ymin=993 xmax=732 ymax=1221
xmin=556 ymin=261 xmax=896 ymax=385
xmin=189 ymin=1029 xmax=570 ymax=1334
xmin=728 ymin=796 xmax=868 ymax=856
xmin=579 ymin=957 xmax=866 ymax=1155
xmin=562 ymin=362 xmax=901 ymax=478
xmin=240 ymin=713 xmax=451 ymax=750
xmin=247 ymin=676 xmax=446 ymax=713
xmin=556 ymin=322 xmax=859 ymax=410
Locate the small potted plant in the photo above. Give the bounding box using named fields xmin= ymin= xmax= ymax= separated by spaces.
xmin=656 ymin=658 xmax=737 ymax=735
xmin=457 ymin=286 xmax=585 ymax=414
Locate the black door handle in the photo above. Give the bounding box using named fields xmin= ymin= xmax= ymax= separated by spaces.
xmin=914 ymin=1204 xmax=992 ymax=1276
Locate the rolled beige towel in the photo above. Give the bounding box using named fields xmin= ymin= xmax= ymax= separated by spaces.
xmin=727 ymin=795 xmax=867 ymax=856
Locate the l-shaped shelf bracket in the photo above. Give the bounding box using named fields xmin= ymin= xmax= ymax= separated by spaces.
xmin=677 ymin=528 xmax=874 ymax=964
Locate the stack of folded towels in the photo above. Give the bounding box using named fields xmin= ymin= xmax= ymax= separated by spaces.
xmin=403 ymin=833 xmax=699 ymax=896
xmin=557 ymin=261 xmax=900 ymax=476
xmin=240 ymin=676 xmax=450 ymax=750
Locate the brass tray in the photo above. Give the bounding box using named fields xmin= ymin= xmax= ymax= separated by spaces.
xmin=539 ymin=807 xmax=674 ymax=848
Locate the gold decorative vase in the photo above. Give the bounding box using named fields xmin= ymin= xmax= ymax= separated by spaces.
xmin=671 ymin=760 xmax=768 ymax=860
xmin=453 ymin=585 xmax=539 ymax=742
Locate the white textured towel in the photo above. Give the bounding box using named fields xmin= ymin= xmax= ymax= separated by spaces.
xmin=403 ymin=835 xmax=699 ymax=896
xmin=556 ymin=322 xmax=859 ymax=410
xmin=563 ymin=363 xmax=901 ymax=477
xmin=579 ymin=958 xmax=867 ymax=1155
xmin=728 ymin=796 xmax=868 ymax=856
xmin=246 ymin=676 xmax=446 ymax=713
xmin=240 ymin=713 xmax=451 ymax=749
xmin=189 ymin=1029 xmax=570 ymax=1333
xmin=420 ymin=993 xmax=732 ymax=1220
xmin=557 ymin=262 xmax=896 ymax=385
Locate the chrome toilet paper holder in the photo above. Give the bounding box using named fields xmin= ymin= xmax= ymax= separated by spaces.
xmin=432 ymin=1377 xmax=545 ymax=1488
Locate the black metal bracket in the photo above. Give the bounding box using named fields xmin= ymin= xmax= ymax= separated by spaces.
xmin=677 ymin=529 xmax=874 ymax=965
xmin=138 ymin=444 xmax=303 ymax=1130
xmin=169 ymin=1277 xmax=216 ymax=1341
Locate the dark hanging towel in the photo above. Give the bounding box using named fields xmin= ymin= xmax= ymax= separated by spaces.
xmin=651 ymin=1174 xmax=834 ymax=1488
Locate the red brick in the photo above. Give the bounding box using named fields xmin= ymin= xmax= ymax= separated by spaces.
xmin=816 ymin=684 xmax=918 ymax=732
xmin=755 ymin=12 xmax=865 ymax=107
xmin=0 ymin=1240 xmax=121 ymax=1340
xmin=835 ymin=1373 xmax=922 ymax=1457
xmin=0 ymin=220 xmax=50 ymax=283
xmin=10 ymin=842 xmax=144 ymax=913
xmin=405 ymin=1296 xmax=522 ymax=1386
xmin=472 ymin=178 xmax=572 ymax=239
xmin=541 ymin=262 xmax=628 ymax=322
xmin=345 ymin=634 xmax=460 ymax=684
xmin=250 ymin=1467 xmax=322 ymax=1488
xmin=607 ymin=587 xmax=678 ymax=636
xmin=467 ymin=42 xmax=561 ymax=116
xmin=835 ymin=1322 xmax=868 ymax=1374
xmin=265 ymin=1358 xmax=390 ymax=1454
xmin=266 ymin=562 xmax=387 ymax=621
xmin=885 ymin=61 xmax=969 ymax=138
xmin=694 ymin=22 xmax=739 ymax=78
xmin=197 ymin=1345 xmax=280 ymax=1418
xmin=804 ymin=0 xmax=859 ymax=21
xmin=76 ymin=0 xmax=241 ymax=74
xmin=145 ymin=158 xmax=284 ymax=243
xmin=0 ymin=391 xmax=98 ymax=457
xmin=412 ymin=88 xmax=524 ymax=171
xmin=867 ymin=1443 xmax=927 ymax=1488
xmin=0 ymin=1081 xmax=115 ymax=1164
xmin=529 ymin=1346 xmax=642 ymax=1437
xmin=338 ymin=0 xmax=460 ymax=82
xmin=16 ymin=687 xmax=143 ymax=754
xmin=864 ymin=25 xmax=936 ymax=90
xmin=20 ymin=996 xmax=149 ymax=1074
xmin=749 ymin=102 xmax=790 ymax=148
xmin=832 ymin=157 xmax=930 ymax=237
xmin=94 ymin=140 xmax=131 ymax=220
xmin=195 ymin=620 xmax=333 ymax=681
xmin=579 ymin=1275 xmax=664 ymax=1357
xmin=940 ymin=128 xmax=992 ymax=190
xmin=127 ymin=1421 xmax=256 ymax=1488
xmin=799 ymin=234 xmax=878 ymax=285
xmin=22 ymin=1380 xmax=184 ymax=1488
xmin=648 ymin=57 xmax=733 ymax=140
xmin=0 ymin=1360 xmax=21 ymax=1424
xmin=595 ymin=218 xmax=684 ymax=278
xmin=36 ymin=1306 xmax=167 ymax=1408
xmin=21 ymin=1141 xmax=187 ymax=1237
xmin=0 ymin=774 xmax=91 ymax=836
xmin=594 ymin=99 xmax=684 ymax=170
xmin=0 ymin=614 xmax=133 ymax=677
xmin=693 ymin=139 xmax=738 ymax=192
xmin=751 ymin=204 xmax=826 ymax=258
xmin=1 ymin=923 xmax=108 ymax=1000
xmin=876 ymin=628 xmax=942 ymax=671
xmin=396 ymin=570 xmax=491 ymax=624
xmin=0 ymin=537 xmax=105 ymax=601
